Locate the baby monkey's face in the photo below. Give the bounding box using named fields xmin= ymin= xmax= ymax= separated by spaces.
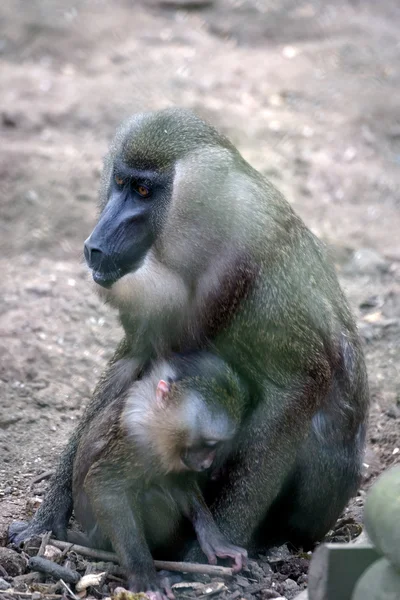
xmin=180 ymin=438 xmax=220 ymax=472
xmin=155 ymin=379 xmax=237 ymax=474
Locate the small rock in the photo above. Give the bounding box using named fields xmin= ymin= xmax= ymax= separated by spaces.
xmin=0 ymin=577 xmax=11 ymax=590
xmin=0 ymin=547 xmax=26 ymax=576
xmin=357 ymin=322 xmax=379 ymax=342
xmin=259 ymin=590 xmax=281 ymax=599
xmin=259 ymin=561 xmax=273 ymax=577
xmin=359 ymin=295 xmax=381 ymax=309
xmin=343 ymin=248 xmax=389 ymax=276
xmin=283 ymin=578 xmax=299 ymax=591
xmin=236 ymin=576 xmax=250 ymax=588
xmin=2 ymin=112 xmax=18 ymax=127
xmin=245 ymin=559 xmax=265 ymax=580
xmin=25 ymin=190 xmax=39 ymax=202
xmin=386 ymin=406 xmax=400 ymax=419
xmin=25 ymin=284 xmax=52 ymax=296
xmin=44 ymin=544 xmax=63 ymax=560
xmin=266 ymin=546 xmax=292 ymax=564
xmin=155 ymin=0 xmax=213 ymax=8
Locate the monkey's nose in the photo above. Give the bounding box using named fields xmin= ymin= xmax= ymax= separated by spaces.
xmin=84 ymin=238 xmax=104 ymax=271
xmin=84 ymin=239 xmax=117 ymax=288
xmin=200 ymin=452 xmax=216 ymax=471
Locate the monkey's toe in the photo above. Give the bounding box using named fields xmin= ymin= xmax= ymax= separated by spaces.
xmin=8 ymin=517 xmax=67 ymax=546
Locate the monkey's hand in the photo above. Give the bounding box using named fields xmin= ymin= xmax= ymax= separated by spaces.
xmin=199 ymin=534 xmax=248 ymax=574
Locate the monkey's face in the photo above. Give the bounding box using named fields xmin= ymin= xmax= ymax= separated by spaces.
xmin=84 ymin=108 xmax=239 ymax=291
xmin=149 ymin=378 xmax=237 ymax=475
xmin=84 ymin=162 xmax=173 ymax=288
xmin=173 ymin=389 xmax=237 ymax=474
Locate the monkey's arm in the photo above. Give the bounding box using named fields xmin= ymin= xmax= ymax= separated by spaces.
xmin=178 ymin=481 xmax=247 ymax=573
xmin=9 ymin=340 xmax=141 ymax=544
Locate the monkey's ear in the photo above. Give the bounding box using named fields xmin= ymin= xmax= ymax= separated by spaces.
xmin=156 ymin=380 xmax=170 ymax=407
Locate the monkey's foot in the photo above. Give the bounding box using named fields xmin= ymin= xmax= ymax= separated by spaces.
xmin=201 ymin=538 xmax=248 ymax=574
xmin=126 ymin=574 xmax=175 ymax=600
xmin=8 ymin=518 xmax=66 ymax=545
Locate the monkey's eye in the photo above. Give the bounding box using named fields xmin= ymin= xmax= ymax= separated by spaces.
xmin=136 ymin=184 xmax=151 ymax=198
xmin=115 ymin=175 xmax=125 ymax=187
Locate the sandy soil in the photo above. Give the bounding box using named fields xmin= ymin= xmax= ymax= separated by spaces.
xmin=0 ymin=1 xmax=399 ymax=598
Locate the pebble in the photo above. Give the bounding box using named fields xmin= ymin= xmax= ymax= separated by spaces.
xmin=343 ymin=248 xmax=389 ymax=276
xmin=283 ymin=578 xmax=299 ymax=591
xmin=246 ymin=559 xmax=266 ymax=580
xmin=261 ymin=562 xmax=274 ymax=576
xmin=155 ymin=0 xmax=214 ymax=7
xmin=0 ymin=577 xmax=11 ymax=590
xmin=260 ymin=591 xmax=281 ymax=599
xmin=386 ymin=406 xmax=400 ymax=419
xmin=0 ymin=547 xmax=26 ymax=576
xmin=236 ymin=576 xmax=250 ymax=587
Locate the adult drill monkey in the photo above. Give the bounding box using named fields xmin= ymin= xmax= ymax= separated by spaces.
xmin=10 ymin=107 xmax=369 ymax=553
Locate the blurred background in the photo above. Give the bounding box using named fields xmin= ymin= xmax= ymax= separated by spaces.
xmin=0 ymin=0 xmax=399 ymax=572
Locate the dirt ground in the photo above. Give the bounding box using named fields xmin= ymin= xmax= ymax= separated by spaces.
xmin=0 ymin=0 xmax=399 ymax=598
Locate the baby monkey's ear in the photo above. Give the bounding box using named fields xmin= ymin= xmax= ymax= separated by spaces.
xmin=156 ymin=380 xmax=171 ymax=408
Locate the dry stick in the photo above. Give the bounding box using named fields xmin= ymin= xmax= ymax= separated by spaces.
xmin=3 ymin=593 xmax=62 ymax=600
xmin=12 ymin=572 xmax=42 ymax=586
xmin=51 ymin=539 xmax=234 ymax=577
xmin=38 ymin=530 xmax=52 ymax=557
xmin=30 ymin=469 xmax=55 ymax=487
xmin=28 ymin=556 xmax=80 ymax=585
xmin=59 ymin=578 xmax=80 ymax=600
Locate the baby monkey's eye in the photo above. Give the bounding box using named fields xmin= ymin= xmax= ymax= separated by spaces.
xmin=204 ymin=440 xmax=219 ymax=448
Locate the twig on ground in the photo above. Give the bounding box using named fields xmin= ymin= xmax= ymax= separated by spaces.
xmin=38 ymin=531 xmax=52 ymax=557
xmin=28 ymin=556 xmax=80 ymax=585
xmin=59 ymin=542 xmax=74 ymax=561
xmin=50 ymin=539 xmax=234 ymax=577
xmin=30 ymin=469 xmax=55 ymax=488
xmin=60 ymin=578 xmax=80 ymax=600
xmin=12 ymin=572 xmax=42 ymax=586
xmin=1 ymin=593 xmax=62 ymax=599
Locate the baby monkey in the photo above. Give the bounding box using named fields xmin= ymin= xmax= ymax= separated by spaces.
xmin=72 ymin=352 xmax=248 ymax=600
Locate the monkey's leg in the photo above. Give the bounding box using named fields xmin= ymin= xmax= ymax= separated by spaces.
xmin=201 ymin=380 xmax=322 ymax=551
xmin=9 ymin=342 xmax=141 ymax=545
xmin=259 ymin=411 xmax=366 ymax=550
xmin=85 ymin=466 xmax=173 ymax=600
xmin=184 ymin=483 xmax=247 ymax=573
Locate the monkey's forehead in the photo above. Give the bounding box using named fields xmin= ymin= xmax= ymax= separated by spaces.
xmin=112 ymin=108 xmax=235 ymax=170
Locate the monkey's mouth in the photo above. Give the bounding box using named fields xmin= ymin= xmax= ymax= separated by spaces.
xmin=92 ymin=269 xmax=123 ymax=289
